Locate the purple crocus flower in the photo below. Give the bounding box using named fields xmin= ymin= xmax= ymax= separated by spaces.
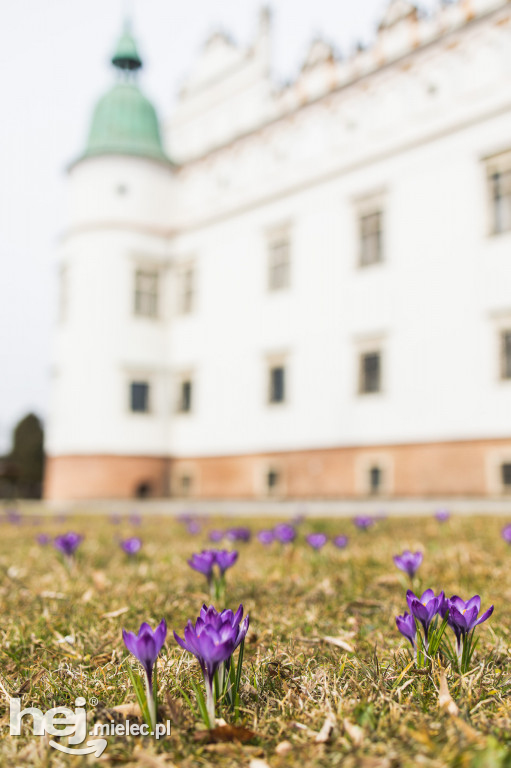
xmin=109 ymin=513 xmax=122 ymax=525
xmin=174 ymin=604 xmax=248 ymax=725
xmin=396 ymin=612 xmax=417 ymax=650
xmin=123 ymin=619 xmax=167 ymax=727
xmin=188 ymin=549 xmax=239 ymax=599
xmin=306 ymin=533 xmax=328 ymax=550
xmin=440 ymin=594 xmax=494 ymax=656
xmin=187 ymin=520 xmax=201 ymax=535
xmin=209 ymin=529 xmax=224 ymax=543
xmin=226 ymin=526 xmax=251 ymax=543
xmin=195 ymin=604 xmax=249 ymax=652
xmin=188 ymin=551 xmax=216 ymax=581
xmin=406 ymin=588 xmax=444 ymax=643
xmin=257 ymin=529 xmax=275 ymax=545
xmin=502 ymin=524 xmax=511 ymax=544
xmin=7 ymin=508 xmax=21 ymax=525
xmin=435 ymin=509 xmax=450 ymax=523
xmin=214 ymin=550 xmax=238 ymax=575
xmin=54 ymin=532 xmax=83 ymax=558
xmin=273 ymin=523 xmax=296 ymax=544
xmin=353 ymin=515 xmax=374 ymax=531
xmin=129 ymin=512 xmax=142 ymax=526
xmin=333 ymin=535 xmax=348 ymax=549
xmin=393 ymin=551 xmax=423 ymax=579
xmin=120 ymin=537 xmax=142 ymax=556
xmin=36 ymin=533 xmax=51 ymax=546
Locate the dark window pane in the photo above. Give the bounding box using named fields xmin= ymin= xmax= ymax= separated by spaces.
xmin=502 ymin=463 xmax=511 ymax=489
xmin=491 ymin=170 xmax=511 ymax=235
xmin=369 ymin=466 xmax=382 ymax=494
xmin=267 ymin=470 xmax=279 ymax=489
xmin=130 ymin=382 xmax=149 ymax=412
xmin=269 ymin=366 xmax=285 ymax=403
xmin=502 ymin=331 xmax=511 ymax=380
xmin=179 ymin=380 xmax=192 ymax=412
xmin=360 ymin=352 xmax=381 ymax=393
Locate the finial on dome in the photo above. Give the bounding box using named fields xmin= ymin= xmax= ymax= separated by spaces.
xmin=111 ymin=18 xmax=142 ymax=71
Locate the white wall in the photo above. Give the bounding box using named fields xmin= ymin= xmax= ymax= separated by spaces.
xmin=48 ymin=0 xmax=511 ymax=463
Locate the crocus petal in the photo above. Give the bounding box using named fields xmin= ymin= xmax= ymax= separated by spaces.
xmin=464 ymin=595 xmax=481 ymax=614
xmin=122 ymin=629 xmax=139 ymax=657
xmin=232 ymin=604 xmax=243 ymax=628
xmin=153 ymin=618 xmax=167 ymax=654
xmin=475 ymin=605 xmax=494 ymax=627
xmin=449 ymin=595 xmax=466 ymax=612
xmin=449 ymin=606 xmax=468 ymax=631
xmin=174 ymin=631 xmax=193 ymax=655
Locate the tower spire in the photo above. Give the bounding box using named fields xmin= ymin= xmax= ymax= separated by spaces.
xmin=111 ymin=17 xmax=142 ymax=72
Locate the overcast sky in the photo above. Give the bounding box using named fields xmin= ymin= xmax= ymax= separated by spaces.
xmin=0 ymin=0 xmax=438 ymax=453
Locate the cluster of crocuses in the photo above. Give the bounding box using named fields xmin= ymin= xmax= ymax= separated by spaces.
xmin=122 ymin=604 xmax=248 ymax=732
xmin=256 ymin=523 xmax=348 ymax=550
xmin=40 ymin=531 xmax=143 ymax=558
xmin=188 ymin=549 xmax=238 ymax=600
xmin=396 ymin=589 xmax=493 ymax=672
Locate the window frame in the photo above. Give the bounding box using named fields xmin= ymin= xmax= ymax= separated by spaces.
xmin=354 ymin=335 xmax=386 ymax=397
xmin=267 ymin=225 xmax=291 ymax=292
xmin=176 ymin=260 xmax=196 ymax=316
xmin=359 ymin=350 xmax=382 ymax=395
xmin=353 ymin=191 xmax=386 ymax=269
xmin=133 ymin=268 xmax=160 ymax=319
xmin=175 ymin=373 xmax=194 ymax=415
xmin=485 ymin=149 xmax=511 ymax=236
xmin=266 ymin=355 xmax=288 ymax=406
xmin=500 ymin=329 xmax=511 ymax=381
xmin=355 ymin=452 xmax=393 ymax=496
xmin=129 ymin=380 xmax=151 ymax=414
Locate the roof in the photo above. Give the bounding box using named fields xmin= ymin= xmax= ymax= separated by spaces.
xmin=77 ymin=21 xmax=170 ymax=166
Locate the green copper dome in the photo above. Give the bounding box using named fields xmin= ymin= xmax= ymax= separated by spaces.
xmin=80 ymin=22 xmax=169 ymax=164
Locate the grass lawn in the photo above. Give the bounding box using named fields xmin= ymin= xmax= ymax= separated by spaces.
xmin=0 ymin=509 xmax=510 ymax=767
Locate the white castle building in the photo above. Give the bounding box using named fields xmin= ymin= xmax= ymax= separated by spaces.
xmin=45 ymin=0 xmax=511 ymax=501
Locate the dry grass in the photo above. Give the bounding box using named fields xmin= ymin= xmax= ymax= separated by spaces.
xmin=0 ymin=509 xmax=511 ymax=767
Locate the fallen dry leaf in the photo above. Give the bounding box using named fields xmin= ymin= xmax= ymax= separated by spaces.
xmin=101 ymin=606 xmax=129 ymax=619
xmin=111 ymin=703 xmax=143 ymax=718
xmin=249 ymin=760 xmax=271 ymax=768
xmin=343 ymin=718 xmax=364 ymax=746
xmin=315 ymin=713 xmax=336 ymax=743
xmin=92 ymin=571 xmax=109 ymax=591
xmin=438 ymin=670 xmax=459 ymax=716
xmin=323 ymin=636 xmax=355 ymax=653
xmin=195 ymin=724 xmax=257 ymax=743
xmin=275 ymin=740 xmax=293 ymax=755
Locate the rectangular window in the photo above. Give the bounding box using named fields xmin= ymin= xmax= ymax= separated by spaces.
xmin=268 ymin=365 xmax=286 ymax=404
xmin=369 ymin=466 xmax=382 ymax=495
xmin=487 ymin=151 xmax=511 ymax=235
xmin=130 ymin=381 xmax=150 ymax=413
xmin=177 ymin=378 xmax=193 ymax=413
xmin=359 ymin=211 xmax=383 ymax=267
xmin=502 ymin=463 xmax=511 ymax=491
xmin=268 ymin=231 xmax=290 ymax=291
xmin=178 ymin=263 xmax=195 ymax=315
xmin=134 ymin=269 xmax=159 ymax=318
xmin=501 ymin=331 xmax=511 ymax=380
xmin=359 ymin=351 xmax=381 ymax=394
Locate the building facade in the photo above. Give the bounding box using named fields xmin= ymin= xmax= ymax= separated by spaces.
xmin=45 ymin=0 xmax=511 ymax=500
